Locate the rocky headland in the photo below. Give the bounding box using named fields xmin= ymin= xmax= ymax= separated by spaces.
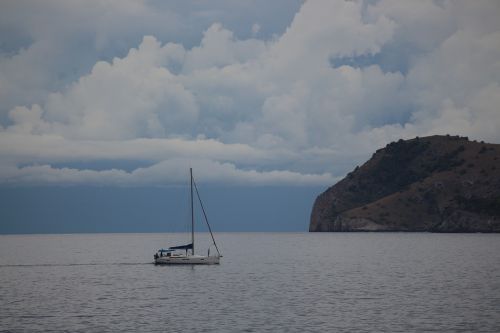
xmin=310 ymin=135 xmax=500 ymax=232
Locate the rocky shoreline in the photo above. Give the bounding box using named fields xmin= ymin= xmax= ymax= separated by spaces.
xmin=310 ymin=135 xmax=500 ymax=232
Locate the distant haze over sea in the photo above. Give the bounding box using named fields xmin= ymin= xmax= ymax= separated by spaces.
xmin=0 ymin=186 xmax=324 ymax=234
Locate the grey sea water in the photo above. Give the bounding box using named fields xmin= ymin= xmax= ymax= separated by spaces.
xmin=1 ymin=232 xmax=499 ymax=332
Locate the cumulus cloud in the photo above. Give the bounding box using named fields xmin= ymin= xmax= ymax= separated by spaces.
xmin=0 ymin=0 xmax=499 ymax=186
xmin=0 ymin=0 xmax=301 ymax=115
xmin=42 ymin=37 xmax=199 ymax=140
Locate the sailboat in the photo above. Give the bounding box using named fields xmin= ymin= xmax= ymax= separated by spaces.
xmin=154 ymin=168 xmax=222 ymax=265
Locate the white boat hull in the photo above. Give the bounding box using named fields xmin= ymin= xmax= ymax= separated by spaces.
xmin=155 ymin=255 xmax=220 ymax=265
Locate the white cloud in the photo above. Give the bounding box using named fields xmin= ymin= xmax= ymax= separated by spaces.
xmin=39 ymin=36 xmax=200 ymax=140
xmin=0 ymin=132 xmax=290 ymax=166
xmin=1 ymin=0 xmax=499 ymax=186
xmin=0 ymin=0 xmax=300 ymax=115
xmin=0 ymin=158 xmax=336 ymax=186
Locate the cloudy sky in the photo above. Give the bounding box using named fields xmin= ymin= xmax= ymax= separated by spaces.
xmin=1 ymin=0 xmax=499 ymax=232
xmin=1 ymin=0 xmax=500 ymax=187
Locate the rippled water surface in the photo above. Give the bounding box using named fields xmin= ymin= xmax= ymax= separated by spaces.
xmin=1 ymin=232 xmax=500 ymax=332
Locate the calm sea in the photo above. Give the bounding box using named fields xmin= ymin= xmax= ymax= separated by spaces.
xmin=1 ymin=232 xmax=499 ymax=332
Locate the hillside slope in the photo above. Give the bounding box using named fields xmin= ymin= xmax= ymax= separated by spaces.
xmin=310 ymin=135 xmax=500 ymax=232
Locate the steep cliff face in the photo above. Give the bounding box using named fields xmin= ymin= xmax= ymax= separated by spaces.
xmin=310 ymin=135 xmax=500 ymax=232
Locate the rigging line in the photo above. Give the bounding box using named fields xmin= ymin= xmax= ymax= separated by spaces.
xmin=192 ymin=179 xmax=222 ymax=257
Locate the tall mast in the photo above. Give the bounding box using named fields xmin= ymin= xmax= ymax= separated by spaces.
xmin=190 ymin=168 xmax=194 ymax=255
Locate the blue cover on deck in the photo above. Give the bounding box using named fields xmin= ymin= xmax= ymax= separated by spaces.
xmin=168 ymin=243 xmax=193 ymax=250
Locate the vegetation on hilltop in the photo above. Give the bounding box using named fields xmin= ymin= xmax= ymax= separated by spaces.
xmin=310 ymin=135 xmax=500 ymax=232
